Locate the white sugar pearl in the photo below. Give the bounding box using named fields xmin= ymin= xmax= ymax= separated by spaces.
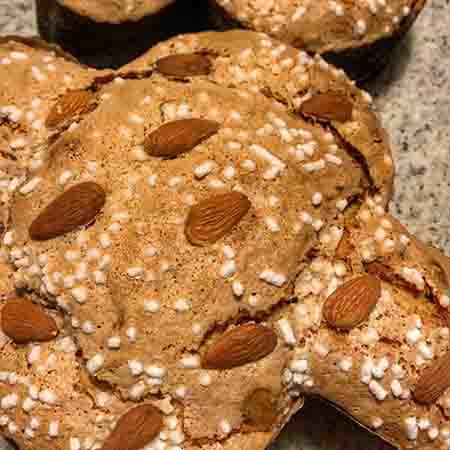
xmin=128 ymin=360 xmax=144 ymax=376
xmin=38 ymin=389 xmax=58 ymax=405
xmin=194 ymin=161 xmax=215 ymax=179
xmin=220 ymin=260 xmax=237 ymax=278
xmin=1 ymin=394 xmax=18 ymax=409
xmin=265 ymin=216 xmax=281 ymax=232
xmin=259 ymin=269 xmax=287 ymax=287
xmin=127 ymin=327 xmax=137 ymax=342
xmin=232 ymin=280 xmax=245 ymax=297
xmin=144 ymin=246 xmax=158 ymax=257
xmin=30 ymin=417 xmax=40 ymax=430
xmin=174 ymin=298 xmax=191 ymax=312
xmin=144 ymin=299 xmax=160 ymax=313
xmin=406 ymin=328 xmax=421 ymax=345
xmin=145 ymin=366 xmax=167 ymax=378
xmin=368 ymin=380 xmax=387 ymax=400
xmin=127 ymin=267 xmax=145 ymax=278
xmin=48 ymin=421 xmax=59 ymax=437
xmin=199 ymin=373 xmax=212 ymax=386
xmin=70 ymin=438 xmax=81 ymax=450
xmin=404 ymin=417 xmax=418 ymax=440
xmin=290 ymin=360 xmax=308 ymax=373
xmin=354 ymin=19 xmax=367 ymax=36
xmin=391 ymin=380 xmax=403 ymax=397
xmin=313 ymin=343 xmax=330 ymax=357
xmin=339 ymin=358 xmax=353 ymax=372
xmin=312 ymin=192 xmax=322 ymax=206
xmin=440 ymin=295 xmax=450 ymax=308
xmin=336 ymin=199 xmax=348 ymax=211
xmin=71 ymin=287 xmax=88 ymax=303
xmin=86 ymin=354 xmax=104 ymax=374
xmin=428 ymin=427 xmax=439 ymax=440
xmin=222 ymin=245 xmax=235 ymax=259
xmin=372 ymin=417 xmax=383 ymax=429
xmin=219 ymin=420 xmax=232 ymax=434
xmin=278 ymin=318 xmax=297 ymax=345
xmin=58 ymin=171 xmax=73 ymax=186
xmin=107 ymin=336 xmax=121 ymax=349
xmin=82 ymin=321 xmax=95 ymax=334
xmin=22 ymin=397 xmax=36 ymax=412
xmin=181 ymin=354 xmax=200 ymax=369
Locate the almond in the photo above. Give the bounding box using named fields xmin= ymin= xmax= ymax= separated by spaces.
xmin=366 ymin=262 xmax=395 ymax=282
xmin=46 ymin=90 xmax=95 ymax=128
xmin=203 ymin=323 xmax=277 ymax=369
xmin=156 ymin=53 xmax=212 ymax=77
xmin=1 ymin=297 xmax=58 ymax=344
xmin=185 ymin=192 xmax=251 ymax=246
xmin=413 ymin=350 xmax=450 ymax=404
xmin=323 ymin=275 xmax=381 ymax=330
xmin=101 ymin=404 xmax=163 ymax=450
xmin=242 ymin=388 xmax=279 ymax=431
xmin=299 ymin=93 xmax=353 ymax=122
xmin=366 ymin=262 xmax=420 ymax=293
xmin=29 ymin=182 xmax=106 ymax=241
xmin=144 ymin=119 xmax=220 ymax=158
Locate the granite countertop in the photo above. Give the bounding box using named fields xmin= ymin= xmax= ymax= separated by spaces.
xmin=370 ymin=0 xmax=450 ymax=254
xmin=0 ymin=0 xmax=449 ymax=449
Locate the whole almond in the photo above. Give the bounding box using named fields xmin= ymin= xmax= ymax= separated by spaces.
xmin=242 ymin=388 xmax=279 ymax=431
xmin=46 ymin=90 xmax=95 ymax=128
xmin=299 ymin=93 xmax=353 ymax=122
xmin=156 ymin=53 xmax=212 ymax=77
xmin=1 ymin=298 xmax=58 ymax=344
xmin=414 ymin=350 xmax=450 ymax=404
xmin=185 ymin=192 xmax=251 ymax=246
xmin=323 ymin=275 xmax=381 ymax=330
xmin=29 ymin=182 xmax=106 ymax=241
xmin=144 ymin=119 xmax=220 ymax=158
xmin=101 ymin=404 xmax=163 ymax=450
xmin=203 ymin=323 xmax=277 ymax=369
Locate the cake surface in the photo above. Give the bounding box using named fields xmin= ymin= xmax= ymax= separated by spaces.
xmin=208 ymin=0 xmax=428 ymax=80
xmin=210 ymin=0 xmax=427 ymax=54
xmin=3 ymin=31 xmax=449 ymax=450
xmin=56 ymin=0 xmax=174 ymax=23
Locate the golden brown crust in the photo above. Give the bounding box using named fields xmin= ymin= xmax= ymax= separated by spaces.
xmin=209 ymin=0 xmax=427 ymax=55
xmin=123 ymin=30 xmax=394 ymax=204
xmin=58 ymin=0 xmax=174 ymax=23
xmin=0 ymin=35 xmax=82 ymax=64
xmin=1 ymin=31 xmax=444 ymax=450
xmin=287 ymin=208 xmax=450 ymax=450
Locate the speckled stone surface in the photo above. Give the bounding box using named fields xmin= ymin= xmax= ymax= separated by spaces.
xmin=368 ymin=0 xmax=450 ymax=255
xmin=0 ymin=0 xmax=448 ymax=449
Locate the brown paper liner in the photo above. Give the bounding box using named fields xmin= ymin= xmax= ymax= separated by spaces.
xmin=35 ymin=0 xmax=211 ymax=69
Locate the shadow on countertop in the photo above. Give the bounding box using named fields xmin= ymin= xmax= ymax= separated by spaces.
xmin=270 ymin=397 xmax=394 ymax=450
xmin=363 ymin=31 xmax=414 ymax=98
xmin=0 ymin=437 xmax=17 ymax=450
